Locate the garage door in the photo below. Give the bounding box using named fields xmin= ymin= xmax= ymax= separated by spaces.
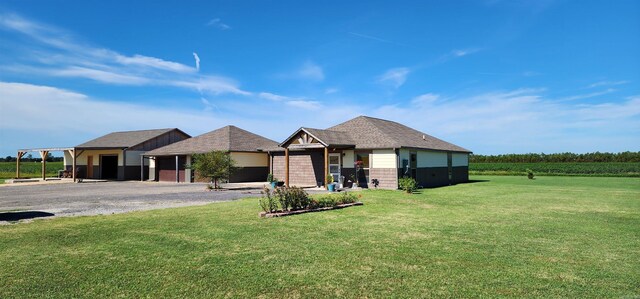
xmin=157 ymin=156 xmax=186 ymax=182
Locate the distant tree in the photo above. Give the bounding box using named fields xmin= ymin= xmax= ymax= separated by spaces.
xmin=191 ymin=151 xmax=238 ymax=189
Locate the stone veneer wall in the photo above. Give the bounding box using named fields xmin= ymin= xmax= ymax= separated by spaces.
xmin=272 ymin=151 xmax=324 ymax=187
xmin=369 ymin=168 xmax=398 ymax=189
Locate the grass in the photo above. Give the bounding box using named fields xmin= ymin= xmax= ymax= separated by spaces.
xmin=0 ymin=161 xmax=64 ymax=180
xmin=470 ymin=162 xmax=640 ymax=177
xmin=1 ymin=176 xmax=639 ymax=298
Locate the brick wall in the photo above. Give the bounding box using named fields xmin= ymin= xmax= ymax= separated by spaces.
xmin=369 ymin=168 xmax=398 ymax=189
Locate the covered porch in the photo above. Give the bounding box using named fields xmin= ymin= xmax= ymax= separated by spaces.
xmin=277 ymin=128 xmax=360 ymax=189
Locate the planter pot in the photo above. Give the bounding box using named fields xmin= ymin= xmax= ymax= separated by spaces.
xmin=270 ymin=182 xmax=277 ymax=188
xmin=277 ymin=181 xmax=285 ymax=187
xmin=327 ymin=184 xmax=336 ymax=192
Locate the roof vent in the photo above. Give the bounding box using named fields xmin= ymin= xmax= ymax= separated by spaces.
xmin=422 ymin=135 xmax=426 ymax=140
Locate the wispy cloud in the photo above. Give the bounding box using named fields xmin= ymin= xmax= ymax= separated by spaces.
xmin=258 ymin=92 xmax=321 ymax=110
xmin=370 ymin=88 xmax=640 ymax=153
xmin=377 ymin=67 xmax=410 ymax=89
xmin=558 ymin=88 xmax=616 ymax=102
xmin=437 ymin=48 xmax=482 ymax=63
xmin=587 ymin=80 xmax=629 ymax=88
xmin=298 ymin=61 xmax=324 ymax=81
xmin=0 ymin=12 xmax=248 ymax=95
xmin=411 ymin=93 xmax=440 ymax=107
xmin=325 ymin=88 xmax=339 ymax=94
xmin=192 ymin=52 xmax=201 ymax=71
xmin=206 ymin=18 xmax=231 ymax=30
xmin=347 ymin=32 xmax=403 ymax=46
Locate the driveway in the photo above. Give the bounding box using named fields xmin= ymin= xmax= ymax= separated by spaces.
xmin=0 ymin=181 xmax=264 ymax=222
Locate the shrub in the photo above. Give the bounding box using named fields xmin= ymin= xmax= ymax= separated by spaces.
xmin=526 ymin=168 xmax=535 ymax=180
xmin=259 ymin=187 xmax=279 ymax=213
xmin=337 ymin=192 xmax=358 ymax=204
xmin=399 ymin=177 xmax=418 ymax=193
xmin=273 ymin=186 xmax=310 ymax=211
xmin=267 ymin=173 xmax=275 ymax=183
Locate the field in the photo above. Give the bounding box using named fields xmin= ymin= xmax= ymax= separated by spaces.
xmin=470 ymin=162 xmax=640 ymax=177
xmin=1 ymin=176 xmax=638 ymax=298
xmin=0 ymin=161 xmax=64 ymax=180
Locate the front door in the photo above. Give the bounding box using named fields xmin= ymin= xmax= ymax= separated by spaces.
xmin=87 ymin=156 xmax=93 ymax=178
xmin=329 ymin=153 xmax=341 ymax=185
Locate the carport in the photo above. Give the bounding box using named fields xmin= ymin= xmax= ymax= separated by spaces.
xmin=16 ymin=147 xmax=81 ymax=181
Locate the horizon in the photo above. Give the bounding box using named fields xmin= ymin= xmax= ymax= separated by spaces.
xmin=1 ymin=1 xmax=638 ymax=156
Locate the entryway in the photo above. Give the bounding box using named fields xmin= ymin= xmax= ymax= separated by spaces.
xmin=101 ymin=155 xmax=118 ymax=180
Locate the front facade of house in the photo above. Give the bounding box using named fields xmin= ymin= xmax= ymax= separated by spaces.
xmin=271 ymin=116 xmax=471 ymax=189
xmin=62 ymin=128 xmax=190 ymax=180
xmin=144 ymin=126 xmax=279 ymax=183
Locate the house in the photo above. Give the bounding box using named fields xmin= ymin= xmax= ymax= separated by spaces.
xmin=63 ymin=128 xmax=190 ymax=180
xmin=144 ymin=126 xmax=279 ymax=183
xmin=271 ymin=116 xmax=471 ymax=189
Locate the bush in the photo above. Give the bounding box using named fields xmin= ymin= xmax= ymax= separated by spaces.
xmin=260 ymin=188 xmax=360 ymax=213
xmin=399 ymin=177 xmax=418 ymax=193
xmin=259 ymin=187 xmax=279 ymax=213
xmin=526 ymin=168 xmax=535 ymax=180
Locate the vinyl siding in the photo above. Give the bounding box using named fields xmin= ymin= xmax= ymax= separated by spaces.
xmin=452 ymin=153 xmax=469 ymax=167
xmin=417 ymin=150 xmax=447 ymax=168
xmin=230 ymin=152 xmax=269 ymax=167
xmin=371 ymin=149 xmax=396 ymax=168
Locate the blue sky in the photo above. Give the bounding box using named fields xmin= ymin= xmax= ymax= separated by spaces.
xmin=0 ymin=0 xmax=638 ymax=156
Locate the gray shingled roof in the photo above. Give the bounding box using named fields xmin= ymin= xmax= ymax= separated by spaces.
xmin=327 ymin=116 xmax=471 ymax=152
xmin=145 ymin=125 xmax=279 ymax=156
xmin=76 ymin=128 xmax=179 ymax=149
xmin=280 ymin=116 xmax=469 ymax=152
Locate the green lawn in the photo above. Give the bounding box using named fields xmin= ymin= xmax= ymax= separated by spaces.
xmin=1 ymin=176 xmax=638 ymax=298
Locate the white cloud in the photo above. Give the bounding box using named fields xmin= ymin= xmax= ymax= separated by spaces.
xmin=192 ymin=53 xmax=201 ymax=71
xmin=206 ymin=18 xmax=231 ymax=30
xmin=259 ymin=92 xmax=289 ymax=101
xmin=258 ymin=92 xmax=322 ymax=110
xmin=377 ymin=67 xmax=410 ymax=89
xmin=452 ymin=48 xmax=481 ymax=57
xmin=369 ymin=89 xmax=640 ymax=154
xmin=325 ymin=88 xmax=339 ymax=94
xmin=411 ymin=93 xmax=440 ymax=107
xmin=588 ymin=80 xmax=629 ymax=88
xmin=298 ymin=61 xmax=324 ymax=81
xmin=286 ymin=100 xmax=321 ymax=110
xmin=52 ymin=66 xmax=151 ymax=85
xmin=558 ymin=88 xmax=616 ymax=102
xmin=0 ymin=12 xmax=249 ymax=96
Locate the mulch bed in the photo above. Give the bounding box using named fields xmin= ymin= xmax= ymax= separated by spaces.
xmin=259 ymin=202 xmax=363 ymax=218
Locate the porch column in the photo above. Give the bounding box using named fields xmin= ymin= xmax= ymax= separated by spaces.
xmin=285 ymin=148 xmax=289 ymax=187
xmin=16 ymin=151 xmax=26 ymax=179
xmin=140 ymin=155 xmax=144 ymax=182
xmin=175 ymin=155 xmax=179 ymax=183
xmin=72 ymin=149 xmax=77 ymax=182
xmin=324 ymin=147 xmax=329 ymax=189
xmin=39 ymin=150 xmax=49 ymax=180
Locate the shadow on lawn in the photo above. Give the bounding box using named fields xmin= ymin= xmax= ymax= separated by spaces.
xmin=0 ymin=211 xmax=55 ymax=222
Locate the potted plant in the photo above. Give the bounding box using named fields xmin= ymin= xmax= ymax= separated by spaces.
xmin=349 ymin=174 xmax=357 ymax=188
xmin=267 ymin=173 xmax=278 ymax=188
xmin=326 ymin=174 xmax=335 ymax=191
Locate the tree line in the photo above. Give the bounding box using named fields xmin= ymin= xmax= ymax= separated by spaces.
xmin=470 ymin=152 xmax=640 ymax=163
xmin=0 ymin=154 xmax=64 ymax=162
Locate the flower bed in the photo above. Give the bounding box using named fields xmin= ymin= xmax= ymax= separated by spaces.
xmin=258 ymin=186 xmax=363 ymax=218
xmin=259 ymin=202 xmax=363 ymax=218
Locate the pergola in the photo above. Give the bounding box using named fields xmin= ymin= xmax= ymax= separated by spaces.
xmin=16 ymin=147 xmax=82 ymax=181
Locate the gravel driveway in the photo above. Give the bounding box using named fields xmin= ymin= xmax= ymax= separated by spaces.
xmin=0 ymin=181 xmax=263 ymax=222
